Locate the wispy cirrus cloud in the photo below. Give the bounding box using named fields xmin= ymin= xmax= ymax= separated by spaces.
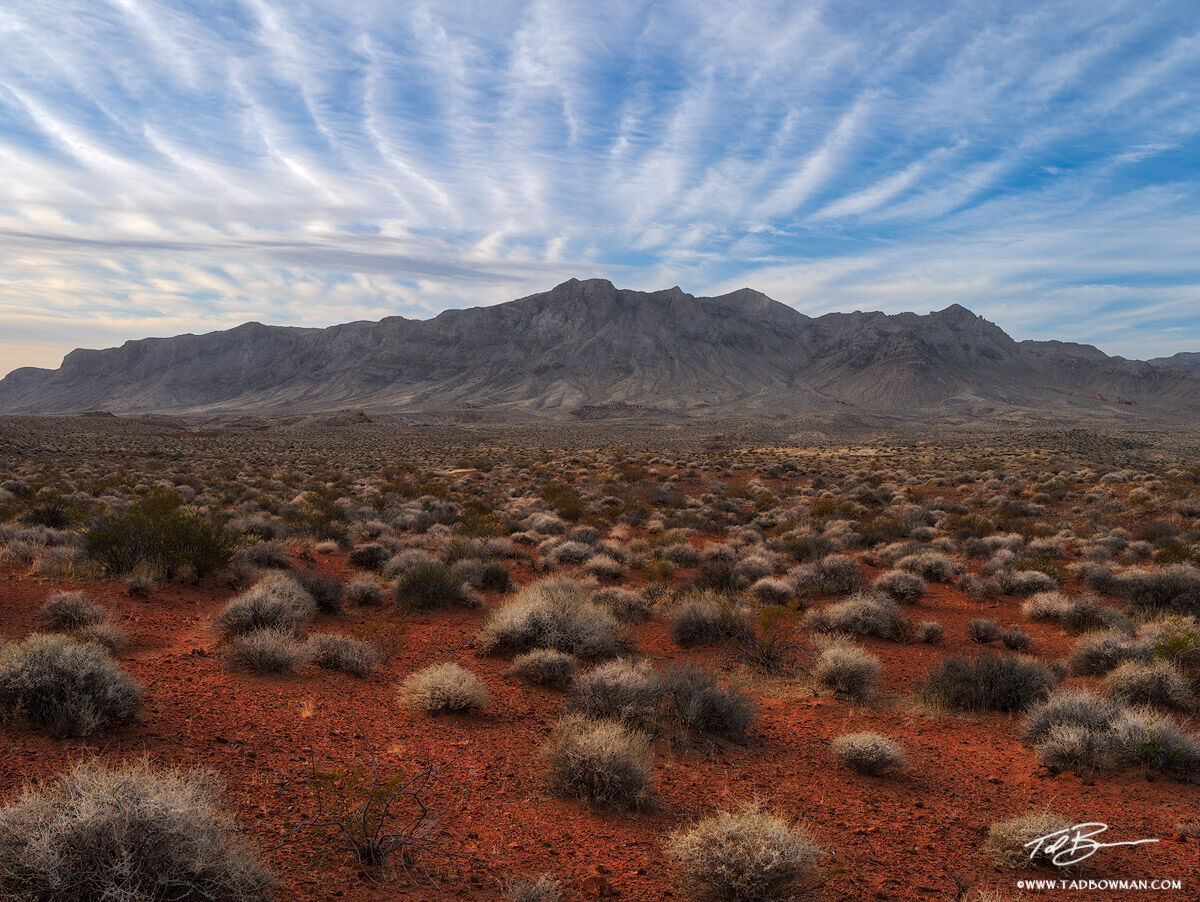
xmin=0 ymin=0 xmax=1198 ymax=371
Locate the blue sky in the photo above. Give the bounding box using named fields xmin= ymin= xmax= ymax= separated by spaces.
xmin=2 ymin=0 xmax=1199 ymax=372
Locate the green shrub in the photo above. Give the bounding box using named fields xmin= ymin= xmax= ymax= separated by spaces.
xmin=0 ymin=633 xmax=142 ymax=737
xmin=0 ymin=760 xmax=272 ymax=901
xmin=84 ymin=490 xmax=236 ymax=579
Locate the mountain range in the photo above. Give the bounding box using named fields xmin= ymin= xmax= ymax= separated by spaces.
xmin=2 ymin=278 xmax=1198 ymax=422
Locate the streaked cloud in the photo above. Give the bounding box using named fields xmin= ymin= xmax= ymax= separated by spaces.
xmin=0 ymin=0 xmax=1198 ymax=371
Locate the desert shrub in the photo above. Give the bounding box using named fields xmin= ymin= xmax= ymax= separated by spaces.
xmin=806 ymin=593 xmax=908 ymax=640
xmin=1104 ymin=661 xmax=1191 ymax=710
xmin=1000 ymin=570 xmax=1058 ymax=596
xmin=226 ymin=629 xmax=308 ymax=674
xmin=733 ymin=610 xmax=804 ymax=675
xmin=573 ymin=658 xmax=662 ymax=726
xmin=967 ymin=619 xmax=1000 ymax=644
xmin=545 ymin=540 xmax=592 ymax=567
xmin=1000 ymin=627 xmax=1033 ymax=652
xmin=896 ymin=551 xmax=956 ymax=582
xmin=508 ymin=649 xmax=578 ymax=689
xmin=348 ymin=542 xmax=390 ymax=571
xmin=343 ymin=575 xmax=386 ymax=606
xmin=544 ymin=714 xmax=653 ymax=809
xmin=306 ymin=634 xmax=377 ymax=677
xmin=476 ymin=577 xmax=625 ymax=659
xmin=922 ymin=655 xmax=1056 ymax=712
xmin=215 ymin=574 xmax=316 ymax=637
xmin=831 ymin=732 xmax=906 ymax=775
xmin=593 ymin=587 xmax=653 ymax=624
xmin=0 ymin=633 xmax=142 ymax=737
xmin=961 ymin=573 xmax=1001 ymax=601
xmin=1110 ymin=708 xmax=1200 ymax=775
xmin=917 ymin=620 xmax=944 ymax=643
xmin=1023 ymin=689 xmax=1122 ymax=745
xmin=790 ymin=554 xmax=864 ymax=597
xmin=748 ymin=577 xmax=794 ymax=606
xmin=1069 ymin=630 xmax=1151 ymax=676
xmin=662 ymin=543 xmax=701 ymax=566
xmin=873 ymin=570 xmax=927 ymax=604
xmin=124 ymin=573 xmax=157 ymax=597
xmin=1034 ymin=723 xmax=1119 ymax=773
xmin=382 ymin=548 xmax=438 ymax=579
xmin=1145 ymin=615 xmax=1200 ymax=670
xmin=232 ymin=540 xmax=291 ymax=570
xmin=506 ymin=873 xmax=563 ymax=902
xmin=393 ymin=560 xmax=473 ymax=610
xmin=665 ymin=802 xmax=823 ymax=902
xmin=36 ymin=590 xmax=107 ymax=630
xmin=0 ymin=759 xmax=272 ymax=901
xmin=84 ymin=490 xmax=236 ymax=579
xmin=986 ymin=812 xmax=1073 ymax=868
xmin=659 ymin=664 xmax=754 ymax=741
xmin=398 ymin=663 xmax=490 ymax=714
xmin=1061 ymin=598 xmax=1131 ymax=634
xmin=479 ymin=561 xmax=514 ymax=592
xmin=669 ymin=598 xmax=749 ymax=648
xmin=75 ymin=620 xmax=130 ymax=653
xmin=1115 ymin=564 xmax=1200 ymax=614
xmin=813 ymin=640 xmax=881 ymax=701
xmin=293 ymin=569 xmax=345 ymax=615
xmin=583 ymin=554 xmax=626 ymax=581
xmin=1023 ymin=591 xmax=1069 ymax=622
xmin=695 ymin=559 xmax=739 ymax=593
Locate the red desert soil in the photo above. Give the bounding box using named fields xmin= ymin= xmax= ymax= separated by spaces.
xmin=2 ymin=553 xmax=1197 ymax=901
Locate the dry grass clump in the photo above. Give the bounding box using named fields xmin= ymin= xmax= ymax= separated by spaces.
xmin=398 ymin=662 xmax=490 ymax=714
xmin=544 ymin=714 xmax=653 ymax=809
xmin=233 ymin=539 xmax=292 ymax=570
xmin=0 ymin=759 xmax=272 ymax=901
xmin=831 ymin=732 xmax=906 ymax=775
xmin=813 ymin=639 xmax=881 ymax=702
xmin=999 ymin=570 xmax=1058 ymax=597
xmin=225 ymin=628 xmax=308 ymax=673
xmin=305 ymin=633 xmax=378 ymax=677
xmin=507 ymin=649 xmax=579 ymax=689
xmin=806 ymin=592 xmax=908 ymax=640
xmin=0 ymin=633 xmax=142 ymax=737
xmin=476 ymin=577 xmax=626 ymax=659
xmin=123 ymin=573 xmax=157 ymax=597
xmin=748 ymin=577 xmax=794 ymax=606
xmin=37 ymin=590 xmax=108 ymax=630
xmin=1024 ymin=592 xmax=1130 ymax=633
xmin=665 ymin=802 xmax=823 ymax=902
xmin=74 ymin=620 xmax=130 ymax=653
xmin=986 ymin=811 xmax=1073 ymax=868
xmin=872 ymin=570 xmax=927 ymax=604
xmin=922 ymin=655 xmax=1056 ymax=712
xmin=215 ymin=573 xmax=316 ymax=637
xmin=916 ymin=620 xmax=944 ymax=643
xmin=582 ymin=553 xmax=626 ymax=581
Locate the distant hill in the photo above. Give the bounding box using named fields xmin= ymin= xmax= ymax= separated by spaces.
xmin=2 ymin=278 xmax=1198 ymax=421
xmin=1148 ymin=351 xmax=1200 ymax=372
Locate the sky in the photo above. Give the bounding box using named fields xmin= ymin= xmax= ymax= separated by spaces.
xmin=2 ymin=0 xmax=1199 ymax=373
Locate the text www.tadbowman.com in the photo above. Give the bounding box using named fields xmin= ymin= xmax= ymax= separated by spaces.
xmin=1017 ymin=879 xmax=1183 ymax=891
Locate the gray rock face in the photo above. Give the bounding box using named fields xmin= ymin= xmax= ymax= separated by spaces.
xmin=2 ymin=278 xmax=1197 ymax=419
xmin=1148 ymin=352 xmax=1200 ymax=372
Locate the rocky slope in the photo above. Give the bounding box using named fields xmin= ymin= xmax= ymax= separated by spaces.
xmin=2 ymin=278 xmax=1197 ymax=420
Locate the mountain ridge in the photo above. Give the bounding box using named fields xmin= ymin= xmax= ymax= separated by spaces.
xmin=2 ymin=278 xmax=1198 ymax=421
